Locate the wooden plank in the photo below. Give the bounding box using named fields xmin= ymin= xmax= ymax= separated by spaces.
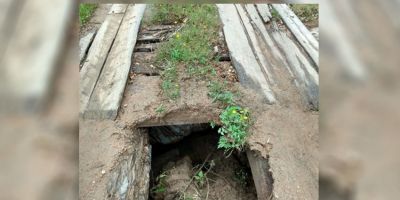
xmin=236 ymin=4 xmax=275 ymax=85
xmin=217 ymin=4 xmax=276 ymax=104
xmin=84 ymin=4 xmax=146 ymax=120
xmin=245 ymin=4 xmax=292 ymax=75
xmin=270 ymin=22 xmax=319 ymax=109
xmin=79 ymin=4 xmax=127 ymax=117
xmin=246 ymin=150 xmax=273 ymax=200
xmin=255 ymin=4 xmax=271 ymax=23
xmin=0 ymin=0 xmax=72 ymax=112
xmin=272 ymin=4 xmax=319 ymax=68
xmin=79 ymin=31 xmax=96 ymax=63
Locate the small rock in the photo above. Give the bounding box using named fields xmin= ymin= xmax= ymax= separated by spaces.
xmin=213 ymin=46 xmax=219 ymax=53
xmin=101 ymin=170 xmax=106 ymax=175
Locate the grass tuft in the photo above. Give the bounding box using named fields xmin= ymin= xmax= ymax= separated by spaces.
xmin=79 ymin=4 xmax=97 ymax=26
xmin=289 ymin=4 xmax=319 ymax=27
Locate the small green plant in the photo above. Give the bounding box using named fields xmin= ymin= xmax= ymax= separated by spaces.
xmin=217 ymin=106 xmax=250 ymax=153
xmin=161 ymin=62 xmax=180 ymax=100
xmin=151 ymin=172 xmax=167 ymax=194
xmin=194 ymin=171 xmax=206 ymax=187
xmin=234 ymin=168 xmax=249 ymax=186
xmin=270 ymin=7 xmax=281 ymax=21
xmin=79 ymin=4 xmax=97 ymax=25
xmin=187 ymin=64 xmax=216 ymax=78
xmin=208 ymin=81 xmax=235 ymax=105
xmin=210 ymin=120 xmax=217 ymax=129
xmin=155 ymin=104 xmax=166 ymax=114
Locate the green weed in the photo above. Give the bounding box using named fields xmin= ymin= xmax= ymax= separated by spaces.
xmin=151 ymin=172 xmax=167 ymax=194
xmin=270 ymin=7 xmax=281 ymax=21
xmin=208 ymin=81 xmax=235 ymax=105
xmin=155 ymin=104 xmax=166 ymax=114
xmin=217 ymin=106 xmax=250 ymax=152
xmin=79 ymin=4 xmax=97 ymax=25
xmin=194 ymin=171 xmax=206 ymax=187
xmin=234 ymin=168 xmax=250 ymax=187
xmin=161 ymin=62 xmax=180 ymax=100
xmin=289 ymin=4 xmax=319 ymax=27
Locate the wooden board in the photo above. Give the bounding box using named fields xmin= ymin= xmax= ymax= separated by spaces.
xmin=247 ymin=150 xmax=273 ymax=200
xmin=272 ymin=4 xmax=319 ymax=68
xmin=0 ymin=0 xmax=72 ymax=112
xmin=245 ymin=4 xmax=291 ymax=74
xmin=255 ymin=4 xmax=271 ymax=23
xmin=217 ymin=4 xmax=276 ymax=104
xmin=79 ymin=4 xmax=127 ymax=117
xmin=79 ymin=31 xmax=96 ymax=63
xmin=236 ymin=4 xmax=275 ymax=86
xmin=270 ymin=22 xmax=319 ymax=109
xmin=84 ymin=4 xmax=146 ymax=120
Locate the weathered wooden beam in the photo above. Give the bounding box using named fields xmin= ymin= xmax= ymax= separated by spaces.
xmin=80 ymin=4 xmax=127 ymax=117
xmin=0 ymin=0 xmax=72 ymax=112
xmin=217 ymin=4 xmax=276 ymax=104
xmin=270 ymin=22 xmax=319 ymax=109
xmin=236 ymin=4 xmax=275 ymax=86
xmin=247 ymin=150 xmax=273 ymax=200
xmin=79 ymin=31 xmax=96 ymax=64
xmin=84 ymin=4 xmax=146 ymax=120
xmin=272 ymin=4 xmax=319 ymax=68
xmin=255 ymin=4 xmax=272 ymax=23
xmin=245 ymin=4 xmax=292 ymax=75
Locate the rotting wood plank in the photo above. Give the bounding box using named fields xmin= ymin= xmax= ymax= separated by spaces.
xmin=0 ymin=0 xmax=72 ymax=112
xmin=80 ymin=4 xmax=127 ymax=117
xmin=272 ymin=4 xmax=319 ymax=68
xmin=246 ymin=150 xmax=273 ymax=200
xmin=270 ymin=22 xmax=319 ymax=109
xmin=137 ymin=35 xmax=161 ymax=43
xmin=79 ymin=31 xmax=96 ymax=64
xmin=217 ymin=4 xmax=276 ymax=104
xmin=236 ymin=4 xmax=275 ymax=86
xmin=84 ymin=4 xmax=146 ymax=120
xmin=255 ymin=4 xmax=271 ymax=23
xmin=134 ymin=43 xmax=159 ymax=52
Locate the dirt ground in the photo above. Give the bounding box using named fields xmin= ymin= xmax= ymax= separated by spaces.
xmin=79 ymin=4 xmax=318 ymax=200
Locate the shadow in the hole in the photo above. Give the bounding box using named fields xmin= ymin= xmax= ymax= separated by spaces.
xmin=147 ymin=124 xmax=258 ymax=200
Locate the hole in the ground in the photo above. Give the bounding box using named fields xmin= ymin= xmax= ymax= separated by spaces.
xmin=144 ymin=124 xmax=258 ymax=200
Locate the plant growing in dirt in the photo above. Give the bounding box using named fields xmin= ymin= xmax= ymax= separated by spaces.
xmin=208 ymin=81 xmax=235 ymax=105
xmin=155 ymin=104 xmax=166 ymax=115
xmin=151 ymin=172 xmax=168 ymax=195
xmin=161 ymin=62 xmax=180 ymax=100
xmin=79 ymin=4 xmax=97 ymax=25
xmin=194 ymin=171 xmax=206 ymax=187
xmin=234 ymin=167 xmax=250 ymax=187
xmin=217 ymin=106 xmax=250 ymax=153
